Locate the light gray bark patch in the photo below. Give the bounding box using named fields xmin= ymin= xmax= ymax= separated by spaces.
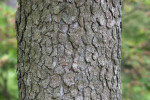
xmin=63 ymin=71 xmax=75 ymax=86
xmin=78 ymin=77 xmax=89 ymax=90
xmin=54 ymin=65 xmax=65 ymax=75
xmin=71 ymin=88 xmax=78 ymax=97
xmin=50 ymin=75 xmax=61 ymax=88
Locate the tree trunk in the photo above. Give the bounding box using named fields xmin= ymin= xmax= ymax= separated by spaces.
xmin=16 ymin=0 xmax=122 ymax=100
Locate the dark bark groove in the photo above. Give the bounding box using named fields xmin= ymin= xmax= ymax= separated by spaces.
xmin=16 ymin=0 xmax=122 ymax=100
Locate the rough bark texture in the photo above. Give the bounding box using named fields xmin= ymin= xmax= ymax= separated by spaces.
xmin=16 ymin=0 xmax=122 ymax=100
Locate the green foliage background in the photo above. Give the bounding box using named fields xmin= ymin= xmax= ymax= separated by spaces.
xmin=0 ymin=0 xmax=150 ymax=100
xmin=0 ymin=2 xmax=18 ymax=100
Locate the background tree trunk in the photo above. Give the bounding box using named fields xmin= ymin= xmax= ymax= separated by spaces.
xmin=16 ymin=0 xmax=122 ymax=100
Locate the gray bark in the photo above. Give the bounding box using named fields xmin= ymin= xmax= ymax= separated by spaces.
xmin=16 ymin=0 xmax=122 ymax=100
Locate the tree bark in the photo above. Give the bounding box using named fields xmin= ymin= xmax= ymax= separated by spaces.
xmin=16 ymin=0 xmax=122 ymax=100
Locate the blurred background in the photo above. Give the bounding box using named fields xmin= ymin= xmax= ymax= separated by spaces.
xmin=0 ymin=0 xmax=150 ymax=100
